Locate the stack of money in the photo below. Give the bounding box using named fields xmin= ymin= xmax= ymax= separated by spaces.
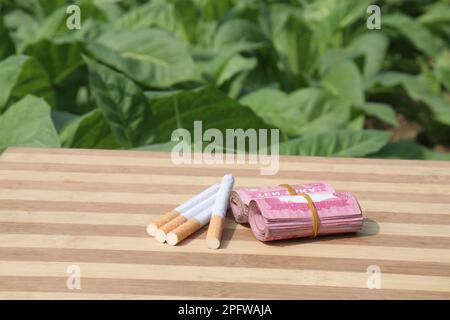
xmin=230 ymin=182 xmax=335 ymax=223
xmin=247 ymin=192 xmax=363 ymax=242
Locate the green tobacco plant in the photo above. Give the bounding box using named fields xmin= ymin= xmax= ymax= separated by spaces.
xmin=0 ymin=0 xmax=448 ymax=160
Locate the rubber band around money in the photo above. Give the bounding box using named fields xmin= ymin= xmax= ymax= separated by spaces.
xmin=279 ymin=184 xmax=319 ymax=238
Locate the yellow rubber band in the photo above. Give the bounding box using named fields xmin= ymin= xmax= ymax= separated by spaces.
xmin=279 ymin=184 xmax=319 ymax=238
xmin=279 ymin=184 xmax=297 ymax=196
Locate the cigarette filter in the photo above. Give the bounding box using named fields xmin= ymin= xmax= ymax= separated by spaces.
xmin=206 ymin=174 xmax=234 ymax=249
xmin=166 ymin=208 xmax=213 ymax=246
xmin=146 ymin=183 xmax=219 ymax=236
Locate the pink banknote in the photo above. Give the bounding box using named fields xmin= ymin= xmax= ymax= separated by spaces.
xmin=247 ymin=192 xmax=363 ymax=242
xmin=229 ymin=182 xmax=335 ymax=223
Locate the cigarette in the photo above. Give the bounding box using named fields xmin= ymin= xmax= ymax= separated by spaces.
xmin=155 ymin=192 xmax=216 ymax=243
xmin=146 ymin=183 xmax=219 ymax=237
xmin=206 ymin=174 xmax=234 ymax=249
xmin=166 ymin=208 xmax=213 ymax=246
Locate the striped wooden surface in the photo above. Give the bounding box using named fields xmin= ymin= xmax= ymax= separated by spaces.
xmin=0 ymin=147 xmax=449 ymax=300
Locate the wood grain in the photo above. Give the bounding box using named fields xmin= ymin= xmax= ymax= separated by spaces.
xmin=0 ymin=147 xmax=449 ymax=299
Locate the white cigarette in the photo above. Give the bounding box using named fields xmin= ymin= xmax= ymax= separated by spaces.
xmin=155 ymin=192 xmax=216 ymax=243
xmin=166 ymin=208 xmax=213 ymax=246
xmin=146 ymin=183 xmax=219 ymax=237
xmin=206 ymin=174 xmax=235 ymax=249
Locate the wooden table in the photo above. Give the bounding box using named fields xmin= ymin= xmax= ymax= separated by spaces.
xmin=0 ymin=147 xmax=449 ymax=299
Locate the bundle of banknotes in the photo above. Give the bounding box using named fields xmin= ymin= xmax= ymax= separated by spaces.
xmin=230 ymin=182 xmax=335 ymax=223
xmin=230 ymin=182 xmax=363 ymax=242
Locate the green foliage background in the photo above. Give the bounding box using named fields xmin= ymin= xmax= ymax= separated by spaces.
xmin=0 ymin=0 xmax=449 ymax=160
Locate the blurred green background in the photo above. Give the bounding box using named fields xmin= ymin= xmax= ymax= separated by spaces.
xmin=0 ymin=0 xmax=449 ymax=160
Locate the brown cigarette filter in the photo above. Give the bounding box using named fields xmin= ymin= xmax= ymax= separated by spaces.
xmin=155 ymin=215 xmax=188 ymax=243
xmin=159 ymin=215 xmax=188 ymax=234
xmin=166 ymin=219 xmax=202 ymax=246
xmin=206 ymin=215 xmax=225 ymax=249
xmin=146 ymin=210 xmax=180 ymax=236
